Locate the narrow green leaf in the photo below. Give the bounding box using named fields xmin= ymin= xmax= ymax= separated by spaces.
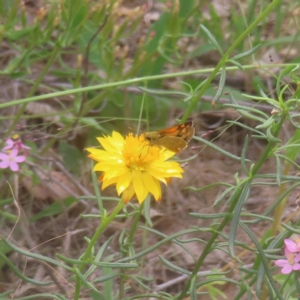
xmin=92 ymin=262 xmax=138 ymax=268
xmin=1 ymin=237 xmax=72 ymax=271
xmin=79 ymin=117 xmax=107 ymax=131
xmin=193 ymin=136 xmax=250 ymax=162
xmin=227 ymin=59 xmax=244 ymax=71
xmin=266 ymin=126 xmax=281 ymax=143
xmin=275 ymin=154 xmax=300 ymax=171
xmin=281 ymin=223 xmax=300 ymax=235
xmin=224 ymin=104 xmax=268 ymax=123
xmin=91 ymin=160 xmax=104 ymax=215
xmin=138 ymin=86 xmax=188 ymax=97
xmin=190 ymin=212 xmax=230 ymax=219
xmin=228 ymin=120 xmax=267 ymax=137
xmin=275 ymin=154 xmax=281 ymax=185
xmin=159 ymin=256 xmax=190 ymax=275
xmin=70 ymin=4 xmax=87 ymax=29
xmin=6 ymin=25 xmax=37 ymax=40
xmin=256 ymin=264 xmax=264 ymax=298
xmin=103 ymin=265 xmax=114 ymax=300
xmin=213 ymin=186 xmax=236 ymax=206
xmin=94 ymin=272 xmax=121 ymax=283
xmin=127 ymin=275 xmax=152 ymax=291
xmin=224 ymin=103 xmax=269 ymax=119
xmin=117 ymin=228 xmax=198 ymax=263
xmin=57 ymin=254 xmax=138 ymax=268
xmin=74 ymin=267 xmax=99 ymax=293
xmin=231 ymin=44 xmax=261 ymax=60
xmin=200 ymin=25 xmax=223 ymax=55
xmin=212 ymin=65 xmax=226 ymax=103
xmin=258 ymin=86 xmax=270 ymax=98
xmin=143 ymin=195 xmax=153 ymax=227
xmin=228 ymin=181 xmax=250 ymax=258
xmin=241 ymin=135 xmax=249 ymax=176
xmin=284 ymin=129 xmax=300 ymax=161
xmin=194 ymin=77 xmax=210 ymax=93
xmin=241 ymin=94 xmax=280 ymax=107
xmin=276 ymin=65 xmax=298 ymax=99
xmin=239 ymin=222 xmax=283 ymax=300
xmin=84 ymin=236 xmax=113 ymax=278
xmin=255 ymin=117 xmax=275 ymax=129
xmin=0 ymin=252 xmax=52 ymax=286
xmin=186 ymin=182 xmax=233 ymax=193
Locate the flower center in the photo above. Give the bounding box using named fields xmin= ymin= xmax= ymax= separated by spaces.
xmin=288 ymin=253 xmax=295 ymax=265
xmin=122 ymin=133 xmax=160 ymax=170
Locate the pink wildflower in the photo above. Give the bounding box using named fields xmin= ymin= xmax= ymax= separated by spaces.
xmin=3 ymin=138 xmax=31 ymax=152
xmin=284 ymin=238 xmax=300 ymax=253
xmin=275 ymin=248 xmax=300 ymax=274
xmin=0 ymin=148 xmax=26 ymax=172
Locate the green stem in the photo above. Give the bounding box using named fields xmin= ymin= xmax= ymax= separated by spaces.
xmin=74 ymin=272 xmax=81 ymax=300
xmin=119 ymin=202 xmax=145 ymax=300
xmin=79 ymin=198 xmax=125 ymax=271
xmin=0 ymin=63 xmax=290 ymax=109
xmin=73 ymin=198 xmax=125 ymax=300
xmin=127 ymin=202 xmax=145 ymax=244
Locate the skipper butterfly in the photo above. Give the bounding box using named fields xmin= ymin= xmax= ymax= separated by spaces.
xmin=143 ymin=121 xmax=195 ymax=153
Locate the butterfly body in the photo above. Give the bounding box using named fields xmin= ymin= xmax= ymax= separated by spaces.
xmin=143 ymin=121 xmax=194 ymax=153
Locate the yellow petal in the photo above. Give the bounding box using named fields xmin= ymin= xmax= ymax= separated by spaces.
xmin=132 ymin=170 xmax=148 ymax=203
xmin=101 ymin=176 xmax=118 ymax=190
xmin=141 ymin=172 xmax=161 ymax=201
xmin=122 ymin=183 xmax=135 ymax=203
xmin=116 ymin=171 xmax=132 ymax=194
xmin=94 ymin=162 xmax=126 ymax=175
xmin=97 ymin=137 xmax=117 ymax=153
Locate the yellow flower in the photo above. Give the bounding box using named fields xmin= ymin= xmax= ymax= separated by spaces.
xmin=86 ymin=131 xmax=184 ymax=203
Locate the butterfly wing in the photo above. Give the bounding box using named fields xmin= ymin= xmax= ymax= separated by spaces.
xmin=158 ymin=121 xmax=194 ymax=142
xmin=143 ymin=121 xmax=194 ymax=153
xmin=156 ymin=136 xmax=188 ymax=152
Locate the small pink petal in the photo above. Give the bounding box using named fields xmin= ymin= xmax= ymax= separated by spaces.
xmin=3 ymin=139 xmax=14 ymax=150
xmin=10 ymin=148 xmax=18 ymax=157
xmin=10 ymin=162 xmax=19 ymax=172
xmin=281 ymin=264 xmax=293 ymax=274
xmin=0 ymin=160 xmax=10 ymax=169
xmin=293 ymin=253 xmax=300 ymax=263
xmin=284 ymin=239 xmax=297 ymax=252
xmin=14 ymin=155 xmax=26 ymax=163
xmin=275 ymin=259 xmax=288 ymax=267
xmin=0 ymin=152 xmax=9 ymax=160
xmin=292 ymin=263 xmax=300 ymax=271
